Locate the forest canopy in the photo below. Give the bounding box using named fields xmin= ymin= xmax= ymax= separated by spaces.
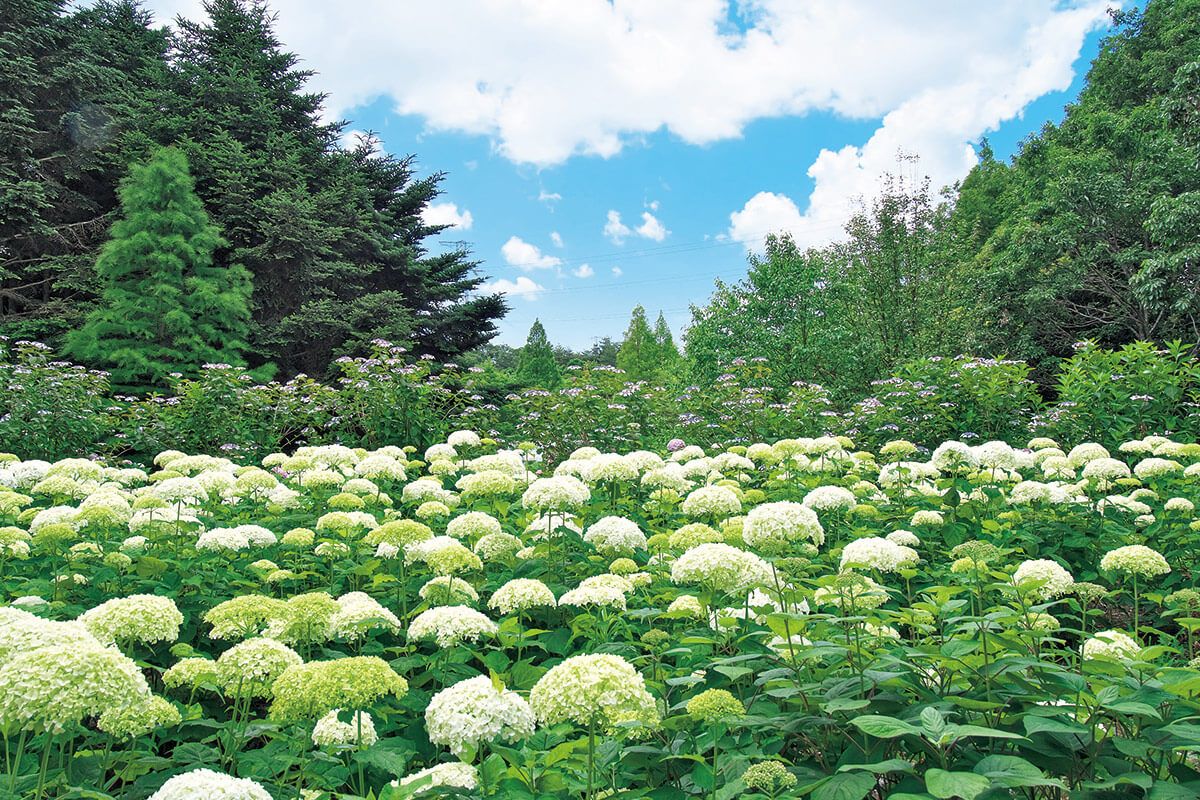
xmin=0 ymin=0 xmax=506 ymax=379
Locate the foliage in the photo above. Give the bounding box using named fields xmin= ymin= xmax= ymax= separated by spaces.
xmin=0 ymin=338 xmax=116 ymax=459
xmin=12 ymin=339 xmax=1200 ymax=461
xmin=65 ymin=147 xmax=253 ymax=389
xmin=687 ymin=169 xmax=965 ymax=400
xmin=0 ymin=0 xmax=505 ymax=378
xmin=687 ymin=2 xmax=1200 ymax=389
xmin=515 ymin=320 xmax=562 ymax=390
xmin=1036 ymin=340 xmax=1200 ymax=448
xmin=845 ymin=355 xmax=1044 ymax=450
xmin=958 ymin=1 xmax=1200 ymax=370
xmin=4 ymin=427 xmax=1200 ymax=797
xmin=616 ymin=305 xmax=659 ymax=381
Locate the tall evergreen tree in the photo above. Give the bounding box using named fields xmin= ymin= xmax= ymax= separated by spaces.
xmin=66 ymin=147 xmax=252 ymax=388
xmin=1 ymin=0 xmax=505 ymax=375
xmin=163 ymin=0 xmax=504 ymax=374
xmin=653 ymin=312 xmax=682 ymax=377
xmin=515 ymin=319 xmax=561 ymax=388
xmin=0 ymin=0 xmax=169 ymax=338
xmin=617 ymin=305 xmax=658 ymax=381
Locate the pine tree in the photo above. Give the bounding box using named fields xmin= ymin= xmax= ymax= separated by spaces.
xmin=653 ymin=311 xmax=682 ymax=378
xmin=1 ymin=0 xmax=505 ymax=373
xmin=515 ymin=319 xmax=561 ymax=388
xmin=165 ymin=1 xmax=504 ymax=374
xmin=617 ymin=305 xmax=658 ymax=381
xmin=0 ymin=0 xmax=169 ymax=338
xmin=66 ymin=147 xmax=252 ymax=389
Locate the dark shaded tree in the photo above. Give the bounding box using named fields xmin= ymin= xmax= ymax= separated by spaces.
xmin=0 ymin=0 xmax=505 ymax=379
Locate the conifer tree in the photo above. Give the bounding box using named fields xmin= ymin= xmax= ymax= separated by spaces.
xmin=617 ymin=305 xmax=658 ymax=381
xmin=653 ymin=311 xmax=682 ymax=377
xmin=515 ymin=319 xmax=561 ymax=388
xmin=66 ymin=147 xmax=252 ymax=389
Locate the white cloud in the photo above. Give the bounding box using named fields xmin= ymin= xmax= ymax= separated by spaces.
xmin=550 ymin=231 xmax=564 ymax=248
xmin=603 ymin=210 xmax=632 ymax=244
xmin=421 ymin=201 xmax=474 ymax=230
xmin=573 ymin=263 xmax=594 ymax=278
xmin=728 ymin=192 xmax=805 ymax=248
xmin=144 ymin=0 xmax=1111 ymax=168
xmin=611 ymin=266 xmax=623 ymax=277
xmin=727 ymin=4 xmax=1111 ymax=251
xmin=484 ymin=275 xmax=545 ymax=300
xmin=339 ymin=129 xmax=384 ymax=158
xmin=635 ymin=211 xmax=668 ymax=242
xmin=605 ymin=209 xmax=669 ymax=244
xmin=539 ymin=189 xmax=563 ymax=204
xmin=148 ymin=0 xmax=1110 ymax=249
xmin=501 ymin=236 xmax=562 ymax=271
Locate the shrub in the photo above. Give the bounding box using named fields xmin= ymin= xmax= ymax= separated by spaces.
xmin=0 ymin=339 xmax=117 ymax=459
xmin=845 ymin=355 xmax=1042 ymax=448
xmin=121 ymin=366 xmax=338 ymax=461
xmin=1036 ymin=340 xmax=1200 ymax=447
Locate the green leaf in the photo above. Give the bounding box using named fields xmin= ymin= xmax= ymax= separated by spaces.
xmin=1022 ymin=715 xmax=1089 ymax=736
xmin=837 ymin=758 xmax=915 ymax=775
xmin=850 ymin=715 xmax=921 ymax=739
xmin=1148 ymin=781 xmax=1200 ymax=799
xmin=939 ymin=724 xmax=1026 ymax=745
xmin=972 ymin=755 xmax=1064 ymax=789
xmin=924 ymin=769 xmax=991 ymax=800
xmin=811 ymin=771 xmax=876 ymax=800
xmin=713 ymin=665 xmax=753 ymax=681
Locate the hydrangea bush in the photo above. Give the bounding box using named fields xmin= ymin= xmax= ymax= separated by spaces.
xmin=4 ymin=430 xmax=1200 ymax=797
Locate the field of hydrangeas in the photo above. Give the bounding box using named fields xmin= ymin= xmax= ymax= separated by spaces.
xmin=4 ymin=431 xmax=1200 ymax=799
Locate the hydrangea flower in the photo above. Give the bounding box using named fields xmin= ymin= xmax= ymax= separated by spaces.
xmin=488 ymin=579 xmax=556 ymax=615
xmin=1012 ymin=559 xmax=1075 ymax=600
xmin=521 ymin=475 xmax=590 ymax=512
xmin=408 ymin=606 xmax=498 ymax=648
xmin=98 ymin=695 xmax=181 ymax=739
xmin=529 ymin=654 xmax=659 ymax=733
xmin=217 ymin=637 xmax=303 ymax=699
xmin=328 ymin=592 xmax=402 ymax=641
xmin=1100 ymin=545 xmax=1170 ymax=578
xmin=839 ymin=537 xmax=917 ymax=573
xmin=1082 ymin=630 xmax=1141 ymax=661
xmin=685 ymin=688 xmax=745 ymax=723
xmin=742 ymin=760 xmax=798 ymax=793
xmin=394 ymin=762 xmax=479 ymax=795
xmin=148 ymin=769 xmax=272 ymax=800
xmin=269 ymin=656 xmax=408 ymax=720
xmin=671 ymin=543 xmax=772 ymax=593
xmin=680 ymin=485 xmax=741 ymax=520
xmin=311 ymin=709 xmax=378 ymax=749
xmin=425 ymin=675 xmax=536 ymax=758
xmin=583 ymin=516 xmax=648 ymax=556
xmin=802 ymin=486 xmax=856 ymax=513
xmin=0 ymin=640 xmax=151 ymax=733
xmin=742 ymin=501 xmax=825 ymax=552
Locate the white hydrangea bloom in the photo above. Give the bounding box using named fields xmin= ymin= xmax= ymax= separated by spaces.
xmin=425 ymin=675 xmax=536 ymax=758
xmin=148 ymin=768 xmax=273 ymax=800
xmin=408 ymin=606 xmax=497 ymax=648
xmin=583 ymin=516 xmax=647 ymax=556
xmin=311 ymin=709 xmax=377 ymax=748
xmin=1012 ymin=559 xmax=1075 ymax=600
xmin=839 ymin=537 xmax=917 ymax=573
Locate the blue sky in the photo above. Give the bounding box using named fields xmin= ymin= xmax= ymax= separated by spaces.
xmin=148 ymin=1 xmax=1118 ymax=350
